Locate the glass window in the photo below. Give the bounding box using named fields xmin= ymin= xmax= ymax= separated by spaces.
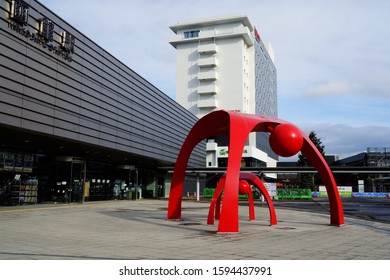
xmin=184 ymin=30 xmax=200 ymax=38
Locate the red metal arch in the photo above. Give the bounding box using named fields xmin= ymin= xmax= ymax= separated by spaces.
xmin=207 ymin=172 xmax=277 ymax=226
xmin=167 ymin=110 xmax=344 ymax=233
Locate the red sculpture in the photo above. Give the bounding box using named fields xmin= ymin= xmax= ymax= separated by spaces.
xmin=269 ymin=123 xmax=304 ymax=157
xmin=167 ymin=110 xmax=344 ymax=233
xmin=207 ymin=172 xmax=277 ymax=226
xmin=237 ymin=180 xmax=255 ymax=220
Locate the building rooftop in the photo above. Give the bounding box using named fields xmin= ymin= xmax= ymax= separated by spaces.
xmin=169 ymin=14 xmax=253 ymax=33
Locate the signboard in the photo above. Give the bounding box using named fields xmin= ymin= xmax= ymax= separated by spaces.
xmin=358 ymin=180 xmax=365 ymax=193
xmin=218 ymin=147 xmax=248 ymax=157
xmin=264 ymin=182 xmax=277 ymax=197
xmin=10 ymin=0 xmax=29 ymax=25
xmin=352 ymin=192 xmax=389 ymax=198
xmin=7 ymin=0 xmax=76 ymax=62
xmin=319 ymin=186 xmax=352 ymax=197
xmin=254 ymin=27 xmax=261 ymax=42
xmin=84 ymin=182 xmax=90 ymax=197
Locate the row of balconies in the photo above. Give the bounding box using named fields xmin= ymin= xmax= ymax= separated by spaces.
xmin=198 ymin=57 xmax=217 ymax=67
xmin=197 ymin=44 xmax=218 ymax=109
xmin=197 ymin=43 xmax=218 ymax=67
xmin=197 ymin=81 xmax=218 ymax=108
xmin=198 ymin=44 xmax=217 ymax=54
xmin=197 ymin=97 xmax=218 ymax=109
xmin=197 ymin=70 xmax=217 ymax=81
xmin=198 ymin=84 xmax=218 ymax=95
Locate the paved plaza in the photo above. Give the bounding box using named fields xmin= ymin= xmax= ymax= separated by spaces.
xmin=0 ymin=199 xmax=389 ymax=260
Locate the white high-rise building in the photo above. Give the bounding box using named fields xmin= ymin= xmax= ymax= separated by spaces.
xmin=169 ymin=14 xmax=278 ymax=169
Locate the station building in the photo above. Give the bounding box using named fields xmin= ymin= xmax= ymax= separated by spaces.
xmin=0 ymin=0 xmax=205 ymax=205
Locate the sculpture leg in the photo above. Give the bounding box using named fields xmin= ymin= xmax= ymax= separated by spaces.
xmin=240 ymin=173 xmax=277 ymax=226
xmin=215 ymin=193 xmax=222 ymax=220
xmin=301 ymin=140 xmax=344 ymax=226
xmin=248 ymin=187 xmax=255 ymax=221
xmin=239 ymin=179 xmax=255 ymax=221
xmin=217 ymin=116 xmax=249 ymax=233
xmin=207 ymin=177 xmax=225 ymax=225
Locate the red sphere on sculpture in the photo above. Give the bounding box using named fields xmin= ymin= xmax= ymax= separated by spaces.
xmin=239 ymin=180 xmax=251 ymax=195
xmin=269 ymin=124 xmax=303 ymax=157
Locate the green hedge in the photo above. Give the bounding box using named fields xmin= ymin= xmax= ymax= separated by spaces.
xmin=204 ymin=187 xmax=312 ymax=199
xmin=277 ymin=188 xmax=312 ymax=199
xmin=203 ymin=188 xmax=260 ymax=199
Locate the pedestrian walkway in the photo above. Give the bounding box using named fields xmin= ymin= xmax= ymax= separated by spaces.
xmin=0 ymin=199 xmax=389 ymax=259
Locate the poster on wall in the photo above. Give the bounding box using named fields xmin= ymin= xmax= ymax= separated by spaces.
xmin=4 ymin=152 xmax=14 ymax=171
xmin=0 ymin=152 xmax=4 ymax=171
xmin=23 ymin=154 xmax=34 ymax=173
xmin=14 ymin=153 xmax=24 ymax=172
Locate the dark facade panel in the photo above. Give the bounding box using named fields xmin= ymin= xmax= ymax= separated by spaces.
xmin=22 ymin=98 xmax=54 ymax=117
xmin=55 ymin=77 xmax=82 ymax=95
xmin=52 ymin=126 xmax=79 ymax=141
xmin=100 ymin=114 xmax=117 ymax=127
xmin=101 ymin=93 xmax=118 ymax=108
xmin=78 ymin=133 xmax=100 ymax=146
xmin=99 ymin=138 xmax=117 ymax=150
xmin=0 ymin=86 xmax=23 ymax=107
xmin=21 ymin=118 xmax=54 ymax=135
xmin=24 ymin=79 xmax=56 ymax=102
xmin=78 ymin=108 xmax=96 ymax=120
xmin=0 ymin=101 xmax=22 ymax=119
xmin=54 ymin=98 xmax=80 ymax=114
xmin=53 ymin=119 xmax=79 ymax=134
xmin=56 ymin=63 xmax=83 ymax=84
xmin=56 ymin=97 xmax=82 ymax=114
xmin=22 ymin=108 xmax=54 ymax=126
xmin=0 ymin=32 xmax=27 ymax=59
xmin=0 ymin=64 xmax=24 ymax=88
xmin=79 ymin=126 xmax=100 ymax=139
xmin=0 ymin=112 xmax=21 ymax=127
xmin=24 ymin=77 xmax=56 ymax=102
xmin=56 ymin=110 xmax=81 ymax=127
xmin=25 ymin=49 xmax=58 ymax=73
xmin=117 ymin=117 xmax=132 ymax=131
xmin=80 ymin=89 xmax=101 ymax=107
xmin=99 ymin=124 xmax=117 ymax=140
xmin=1 ymin=48 xmax=26 ymax=73
xmin=101 ymin=67 xmax=119 ymax=85
xmin=82 ymin=50 xmax=103 ymax=70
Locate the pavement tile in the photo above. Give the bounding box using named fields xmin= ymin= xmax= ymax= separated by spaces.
xmin=1 ymin=199 xmax=390 ymax=260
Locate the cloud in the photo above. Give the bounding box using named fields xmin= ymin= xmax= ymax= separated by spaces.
xmin=299 ymin=123 xmax=390 ymax=157
xmin=302 ymin=80 xmax=362 ymax=98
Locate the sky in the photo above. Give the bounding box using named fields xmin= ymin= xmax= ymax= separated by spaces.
xmin=39 ymin=0 xmax=390 ymax=159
